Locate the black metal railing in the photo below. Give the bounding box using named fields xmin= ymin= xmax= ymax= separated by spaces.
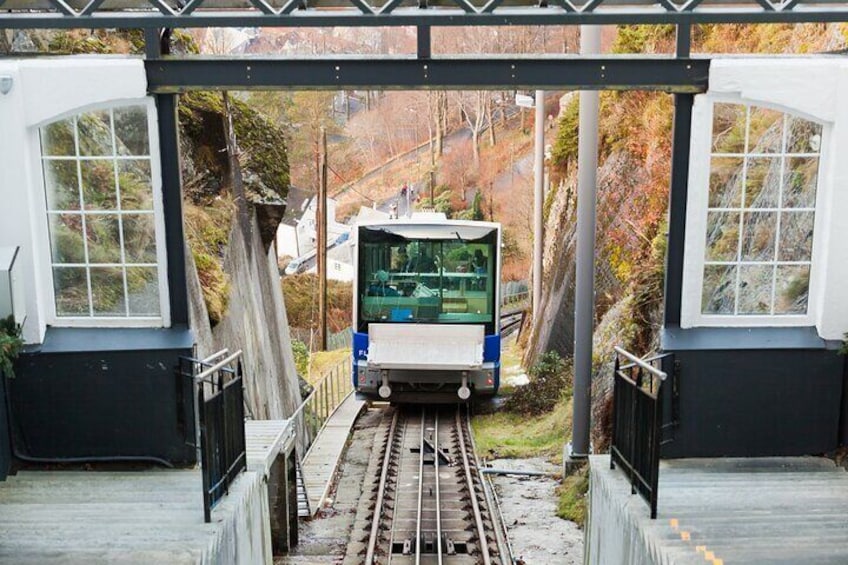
xmin=177 ymin=349 xmax=247 ymax=523
xmin=610 ymin=346 xmax=673 ymax=519
xmin=291 ymin=359 xmax=353 ymax=460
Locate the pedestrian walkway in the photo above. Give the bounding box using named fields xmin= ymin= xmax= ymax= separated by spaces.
xmin=246 ymin=419 xmax=295 ymax=476
xmin=300 ymin=393 xmax=366 ymax=516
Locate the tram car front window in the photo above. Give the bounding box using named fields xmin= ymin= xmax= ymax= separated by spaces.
xmin=356 ymin=224 xmax=497 ymax=335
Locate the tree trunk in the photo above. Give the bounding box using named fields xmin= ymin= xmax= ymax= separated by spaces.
xmin=486 ymin=94 xmax=496 ymax=147
xmin=435 ymin=92 xmax=446 ymax=157
xmin=345 ymin=90 xmax=351 ymax=121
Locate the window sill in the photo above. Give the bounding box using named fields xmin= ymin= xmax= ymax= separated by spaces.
xmin=662 ymin=325 xmax=839 ymax=351
xmin=26 ymin=325 xmax=193 ymax=355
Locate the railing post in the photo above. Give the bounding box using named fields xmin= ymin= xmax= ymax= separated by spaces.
xmin=610 ymin=357 xmax=619 ymax=470
xmin=330 ymin=366 xmax=336 ymax=408
xmin=650 ymin=371 xmax=662 ymax=519
xmin=198 ymin=380 xmax=211 ymax=523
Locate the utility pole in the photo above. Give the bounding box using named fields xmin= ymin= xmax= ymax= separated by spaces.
xmin=532 ymin=90 xmax=545 ymax=321
xmin=317 ymin=128 xmax=328 ymax=352
xmin=569 ymin=25 xmax=601 ymax=471
xmin=429 ymin=146 xmax=436 ymax=208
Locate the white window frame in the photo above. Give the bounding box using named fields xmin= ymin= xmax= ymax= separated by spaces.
xmin=30 ymin=98 xmax=171 ymax=328
xmin=681 ymin=94 xmax=830 ymax=329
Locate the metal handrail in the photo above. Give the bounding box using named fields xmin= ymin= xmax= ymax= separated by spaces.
xmin=614 ymin=346 xmax=667 ymax=381
xmin=195 ymin=350 xmax=243 ymax=383
xmin=200 ymin=349 xmax=230 ymax=365
xmin=290 ymin=358 xmax=353 ymax=462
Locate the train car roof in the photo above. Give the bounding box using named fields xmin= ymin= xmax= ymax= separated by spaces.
xmin=356 ymin=218 xmax=501 ymax=241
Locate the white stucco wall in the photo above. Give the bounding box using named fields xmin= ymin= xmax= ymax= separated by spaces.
xmin=681 ymin=58 xmax=848 ymax=341
xmin=0 ymin=57 xmax=149 ymax=343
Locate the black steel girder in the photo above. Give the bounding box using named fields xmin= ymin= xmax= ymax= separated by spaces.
xmin=145 ymin=56 xmax=709 ymax=92
xmin=3 ymin=1 xmax=848 ymax=28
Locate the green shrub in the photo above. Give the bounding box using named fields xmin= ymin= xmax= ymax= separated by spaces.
xmin=292 ymin=339 xmax=310 ymax=377
xmin=503 ymin=351 xmax=572 ymax=415
xmin=0 ymin=315 xmax=24 ymax=378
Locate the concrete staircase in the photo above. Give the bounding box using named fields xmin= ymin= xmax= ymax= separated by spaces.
xmin=588 ymin=455 xmax=848 ymax=565
xmin=0 ymin=467 xmax=267 ymax=564
xmin=296 ymin=458 xmax=311 ymax=518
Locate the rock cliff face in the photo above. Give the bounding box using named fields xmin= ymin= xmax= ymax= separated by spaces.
xmin=188 ymin=204 xmax=302 ymax=420
xmin=525 ymin=151 xmax=646 ymax=366
xmin=177 ymin=84 xmax=302 ymax=421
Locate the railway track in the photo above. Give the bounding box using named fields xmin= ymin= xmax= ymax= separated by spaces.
xmin=354 ymin=405 xmax=508 ymax=565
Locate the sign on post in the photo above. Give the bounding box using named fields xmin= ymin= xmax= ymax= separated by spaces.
xmin=515 ymin=93 xmax=535 ymax=108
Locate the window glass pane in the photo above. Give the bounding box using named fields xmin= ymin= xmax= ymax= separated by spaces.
xmin=43 ymin=160 xmax=80 ymax=211
xmin=786 ymin=115 xmax=822 ymax=154
xmin=747 ymin=107 xmax=783 ymax=153
xmin=40 ymin=118 xmax=76 ymax=157
xmin=738 ymin=264 xmax=774 ymax=315
xmin=705 ymin=211 xmax=739 ymax=262
xmin=117 ymin=160 xmax=153 ymax=210
xmin=41 ymin=104 xmax=159 ymax=320
xmin=703 ymin=103 xmax=820 ymax=318
xmin=53 ymin=267 xmax=89 ymax=316
xmin=127 ymin=267 xmax=161 ymax=316
xmin=709 ymin=157 xmax=743 ymax=208
xmin=357 ymin=228 xmax=497 ymax=332
xmin=744 ymin=157 xmax=780 ymax=208
xmin=85 ymin=214 xmax=122 ymax=264
xmin=77 ymin=110 xmax=113 ymax=157
xmin=122 ymin=213 xmax=157 ymax=263
xmin=774 ymin=265 xmax=810 ymax=314
xmin=80 ymin=159 xmax=117 ymax=210
xmin=712 ymin=103 xmax=746 ymax=154
xmin=702 ymin=265 xmax=736 ymax=315
xmin=740 ymin=211 xmax=777 ymax=261
xmin=48 ymin=214 xmax=86 ymax=264
xmin=778 ymin=211 xmax=814 ymax=262
xmin=783 ymin=157 xmax=818 ymax=209
xmin=90 ymin=267 xmax=126 ymax=316
xmin=114 ymin=106 xmax=150 ymax=156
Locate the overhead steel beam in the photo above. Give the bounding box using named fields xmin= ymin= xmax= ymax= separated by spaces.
xmin=145 ymin=56 xmax=710 ymax=92
xmin=5 ymin=8 xmax=848 ymax=28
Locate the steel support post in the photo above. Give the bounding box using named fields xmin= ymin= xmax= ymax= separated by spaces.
xmin=570 ymin=25 xmax=601 ymax=465
xmin=663 ymin=24 xmax=694 ymax=326
xmin=317 ymin=128 xmax=328 ymax=351
xmin=532 ymin=90 xmax=544 ymax=321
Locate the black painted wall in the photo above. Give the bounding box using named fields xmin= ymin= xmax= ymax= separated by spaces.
xmin=661 ymin=348 xmax=845 ymax=458
xmin=0 ymin=372 xmax=11 ymax=480
xmin=7 ymin=328 xmax=195 ymax=465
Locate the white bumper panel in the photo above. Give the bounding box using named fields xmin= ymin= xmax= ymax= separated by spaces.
xmin=367 ymin=323 xmax=484 ymax=370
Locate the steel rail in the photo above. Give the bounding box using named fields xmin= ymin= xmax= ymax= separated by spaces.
xmin=415 ymin=409 xmax=425 ymax=565
xmin=455 ymin=408 xmax=491 ymax=565
xmin=365 ymin=409 xmax=400 ymax=565
xmin=8 ymin=7 xmax=848 ymax=28
xmin=434 ymin=411 xmax=443 ymax=565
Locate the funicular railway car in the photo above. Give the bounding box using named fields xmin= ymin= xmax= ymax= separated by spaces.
xmin=352 ymin=215 xmax=502 ymax=402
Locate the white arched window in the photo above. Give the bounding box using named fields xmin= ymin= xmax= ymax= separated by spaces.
xmin=38 ymin=101 xmax=169 ymax=325
xmin=683 ymin=100 xmax=825 ymax=327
